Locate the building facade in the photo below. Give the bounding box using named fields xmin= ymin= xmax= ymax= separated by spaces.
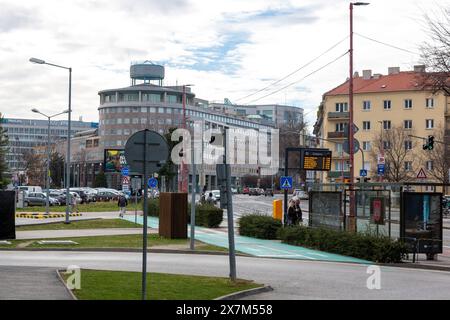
xmin=1 ymin=117 xmax=98 ymax=173
xmin=314 ymin=65 xmax=450 ymax=183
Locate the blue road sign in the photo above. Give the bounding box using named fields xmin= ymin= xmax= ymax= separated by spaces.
xmin=377 ymin=164 xmax=385 ymax=175
xmin=148 ymin=177 xmax=158 ymax=188
xmin=121 ymin=166 xmax=129 ymax=176
xmin=280 ymin=176 xmax=293 ymax=189
xmin=360 ymin=169 xmax=367 ymax=177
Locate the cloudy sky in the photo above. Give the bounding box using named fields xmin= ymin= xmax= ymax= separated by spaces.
xmin=0 ymin=0 xmax=447 ymax=129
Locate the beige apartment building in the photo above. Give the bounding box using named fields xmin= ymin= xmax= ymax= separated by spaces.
xmin=314 ymin=65 xmax=450 ymax=183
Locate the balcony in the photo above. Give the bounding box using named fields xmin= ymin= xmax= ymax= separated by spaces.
xmin=327 ymin=112 xmax=349 ymax=120
xmin=327 ymin=131 xmax=346 ymax=139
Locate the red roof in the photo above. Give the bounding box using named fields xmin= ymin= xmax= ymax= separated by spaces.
xmin=325 ymin=71 xmax=428 ymax=96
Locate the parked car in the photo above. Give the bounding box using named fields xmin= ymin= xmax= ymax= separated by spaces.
xmin=49 ymin=192 xmax=67 ymax=205
xmin=24 ymin=192 xmax=60 ymax=207
xmin=264 ymin=188 xmax=274 ymax=197
xmin=242 ymin=187 xmax=250 ymax=194
xmin=18 ymin=186 xmax=43 ymax=194
xmin=249 ymin=188 xmax=259 ymax=196
xmin=231 ymin=187 xmax=238 ymax=194
xmin=70 ymin=189 xmax=89 ymax=204
xmin=96 ymin=191 xmax=118 ymax=201
xmin=293 ymin=189 xmax=309 ymax=200
xmin=69 ymin=192 xmax=83 ymax=204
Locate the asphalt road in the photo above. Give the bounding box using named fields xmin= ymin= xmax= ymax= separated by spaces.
xmin=1 ymin=251 xmax=449 ymax=300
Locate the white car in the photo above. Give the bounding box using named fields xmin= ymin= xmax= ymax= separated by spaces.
xmin=293 ymin=189 xmax=309 ymax=200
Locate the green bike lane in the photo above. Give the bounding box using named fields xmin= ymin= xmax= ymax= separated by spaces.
xmin=123 ymin=215 xmax=370 ymax=265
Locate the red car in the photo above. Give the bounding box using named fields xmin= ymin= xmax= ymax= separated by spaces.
xmin=242 ymin=187 xmax=249 ymax=194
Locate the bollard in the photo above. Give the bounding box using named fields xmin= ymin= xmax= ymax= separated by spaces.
xmin=273 ymin=199 xmax=282 ymax=221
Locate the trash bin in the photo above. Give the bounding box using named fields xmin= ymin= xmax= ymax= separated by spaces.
xmin=159 ymin=192 xmax=187 ymax=239
xmin=0 ymin=191 xmax=16 ymax=240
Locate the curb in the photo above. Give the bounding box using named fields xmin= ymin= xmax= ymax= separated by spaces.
xmin=214 ymin=285 xmax=273 ymax=300
xmin=0 ymin=247 xmax=251 ymax=257
xmin=380 ymin=262 xmax=450 ymax=273
xmin=55 ymin=269 xmax=78 ymax=300
xmin=15 ymin=218 xmax=101 ymax=227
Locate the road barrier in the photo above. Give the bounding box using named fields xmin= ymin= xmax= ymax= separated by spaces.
xmin=272 ymin=199 xmax=282 ymax=221
xmin=15 ymin=213 xmax=82 ymax=219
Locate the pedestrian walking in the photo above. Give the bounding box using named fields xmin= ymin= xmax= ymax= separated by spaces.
xmin=206 ymin=192 xmax=215 ymax=205
xmin=294 ymin=197 xmax=303 ymax=223
xmin=118 ymin=195 xmax=128 ymax=218
xmin=287 ymin=199 xmax=297 ymax=226
xmin=70 ymin=193 xmax=78 ymax=213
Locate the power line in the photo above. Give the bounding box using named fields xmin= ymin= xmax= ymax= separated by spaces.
xmin=234 ymin=36 xmax=349 ymax=103
xmin=354 ymin=32 xmax=420 ymax=55
xmin=244 ymin=50 xmax=349 ymax=104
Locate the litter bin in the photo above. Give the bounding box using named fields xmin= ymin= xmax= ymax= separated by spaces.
xmin=0 ymin=191 xmax=16 ymax=240
xmin=159 ymin=192 xmax=187 ymax=239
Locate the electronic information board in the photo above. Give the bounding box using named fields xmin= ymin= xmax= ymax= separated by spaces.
xmin=301 ymin=148 xmax=332 ymax=171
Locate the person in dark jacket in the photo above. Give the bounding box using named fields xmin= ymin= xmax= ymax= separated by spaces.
xmin=294 ymin=197 xmax=303 ymax=223
xmin=287 ymin=199 xmax=297 ymax=226
xmin=118 ymin=195 xmax=128 ymax=218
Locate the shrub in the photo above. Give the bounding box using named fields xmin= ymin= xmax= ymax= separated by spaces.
xmin=277 ymin=226 xmax=407 ymax=263
xmin=238 ymin=214 xmax=282 ymax=240
xmin=146 ymin=198 xmax=160 ymax=217
xmin=196 ymin=203 xmax=223 ymax=228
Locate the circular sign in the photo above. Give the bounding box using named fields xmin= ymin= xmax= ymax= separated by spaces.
xmin=343 ymin=139 xmax=360 ymax=155
xmin=124 ymin=130 xmax=169 ymax=175
xmin=148 ymin=177 xmax=158 ymax=188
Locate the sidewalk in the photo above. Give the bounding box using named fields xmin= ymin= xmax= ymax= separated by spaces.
xmin=0 ymin=266 xmax=72 ymax=300
xmin=15 ymin=228 xmax=156 ymax=240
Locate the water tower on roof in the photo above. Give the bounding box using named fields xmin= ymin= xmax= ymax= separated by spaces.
xmin=130 ymin=60 xmax=165 ymax=86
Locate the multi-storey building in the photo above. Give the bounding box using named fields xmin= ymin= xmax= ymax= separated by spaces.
xmin=1 ymin=117 xmax=98 ymax=173
xmin=314 ymin=65 xmax=449 ymax=183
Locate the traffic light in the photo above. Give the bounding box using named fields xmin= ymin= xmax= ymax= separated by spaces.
xmin=423 ymin=135 xmax=435 ymax=150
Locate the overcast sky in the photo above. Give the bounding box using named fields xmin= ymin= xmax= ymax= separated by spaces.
xmin=0 ymin=0 xmax=447 ymax=130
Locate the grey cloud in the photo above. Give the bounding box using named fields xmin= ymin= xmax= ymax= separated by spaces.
xmin=0 ymin=4 xmax=40 ymax=32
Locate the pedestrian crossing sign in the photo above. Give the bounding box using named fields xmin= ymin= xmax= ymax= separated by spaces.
xmin=280 ymin=176 xmax=293 ymax=189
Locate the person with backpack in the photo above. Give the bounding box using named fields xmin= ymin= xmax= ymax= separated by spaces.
xmin=118 ymin=195 xmax=128 ymax=218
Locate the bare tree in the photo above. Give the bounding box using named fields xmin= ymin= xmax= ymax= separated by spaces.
xmin=22 ymin=150 xmax=44 ymax=186
xmin=371 ymin=126 xmax=417 ymax=182
xmin=419 ymin=6 xmax=450 ymax=95
xmin=419 ymin=126 xmax=450 ymax=183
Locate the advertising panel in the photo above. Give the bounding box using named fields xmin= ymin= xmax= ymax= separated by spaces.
xmin=104 ymin=149 xmax=127 ymax=173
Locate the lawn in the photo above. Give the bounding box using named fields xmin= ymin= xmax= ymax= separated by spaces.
xmin=62 ymin=269 xmax=261 ymax=300
xmin=16 ymin=201 xmax=143 ymax=213
xmin=15 ymin=219 xmax=141 ymax=231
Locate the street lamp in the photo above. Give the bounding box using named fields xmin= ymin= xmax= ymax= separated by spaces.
xmin=180 ymin=84 xmax=194 ymax=193
xmin=348 ymin=2 xmax=369 ymax=228
xmin=31 ymin=108 xmax=69 ymax=215
xmin=30 ymin=57 xmax=72 ymax=224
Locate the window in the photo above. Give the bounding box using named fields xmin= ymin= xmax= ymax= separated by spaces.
xmin=140 ymin=118 xmax=147 ymax=124
xmin=426 ymin=119 xmax=434 ymax=129
xmin=362 ymin=121 xmax=371 ymax=131
xmin=383 ymin=120 xmax=391 ymax=130
xmin=404 ymin=161 xmax=412 ymax=171
xmin=426 ymin=98 xmax=434 ymax=108
xmin=142 ymin=93 xmax=161 ymax=103
xmin=167 ymin=95 xmax=177 ymax=103
xmin=126 ymin=94 xmax=138 ymax=102
xmin=362 ymin=141 xmax=371 ymax=151
xmin=404 ymin=99 xmax=413 ymax=109
xmin=117 ymin=118 xmax=122 ymax=124
xmin=383 ymin=100 xmax=391 ymax=110
xmin=404 ymin=120 xmax=413 ymax=129
xmin=363 ymin=101 xmax=371 ymax=110
xmin=132 ymin=118 xmax=139 ymax=124
xmin=158 ymin=107 xmax=164 ymax=113
xmin=426 ymin=161 xmax=433 ymax=171
xmin=124 ymin=118 xmax=130 ymax=124
xmin=335 ymin=123 xmax=347 ymax=132
xmin=363 ymin=161 xmax=371 ymax=171
xmin=141 ymin=107 xmax=147 ymax=113
xmin=131 ymin=107 xmax=139 ymax=113
xmin=149 ymin=107 xmax=156 ymax=113
xmin=383 ymin=141 xmax=391 ymax=150
xmin=335 ymin=102 xmax=348 ymax=112
xmin=404 ymin=140 xmax=412 ymax=150
xmin=335 ymin=143 xmax=343 ymax=154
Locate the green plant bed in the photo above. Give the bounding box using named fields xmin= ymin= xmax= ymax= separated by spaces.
xmin=277 ymin=226 xmax=407 ymax=263
xmin=238 ymin=214 xmax=282 ymax=239
xmin=62 ymin=269 xmax=262 ymax=300
xmin=17 ymin=201 xmax=143 ymax=213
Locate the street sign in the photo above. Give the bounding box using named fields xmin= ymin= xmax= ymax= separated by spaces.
xmin=131 ymin=177 xmax=141 ymax=190
xmin=377 ymin=154 xmax=385 ymax=165
xmin=344 ymin=124 xmax=359 ymax=136
xmin=377 ymin=164 xmax=385 ymax=175
xmin=417 ymin=168 xmax=427 ymax=179
xmin=124 ymin=130 xmax=169 ymax=175
xmin=360 ymin=169 xmax=367 ymax=177
xmin=148 ymin=177 xmax=158 ymax=188
xmin=343 ymin=139 xmax=360 ymax=155
xmin=122 ymin=176 xmax=130 ymax=185
xmin=121 ymin=167 xmax=129 ymax=176
xmin=122 ymin=184 xmax=130 ymax=192
xmin=280 ymin=176 xmax=293 ymax=189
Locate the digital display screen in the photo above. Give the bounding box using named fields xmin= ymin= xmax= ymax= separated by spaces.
xmin=301 ymin=149 xmax=332 ymax=171
xmin=104 ymin=149 xmax=127 ymax=173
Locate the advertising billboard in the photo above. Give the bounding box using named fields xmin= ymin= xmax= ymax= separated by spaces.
xmin=104 ymin=149 xmax=127 ymax=173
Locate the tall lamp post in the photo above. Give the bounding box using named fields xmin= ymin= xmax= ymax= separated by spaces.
xmin=180 ymin=84 xmax=194 ymax=193
xmin=349 ymin=2 xmax=369 ymax=227
xmin=30 ymin=57 xmax=72 ymax=224
xmin=31 ymin=108 xmax=69 ymax=215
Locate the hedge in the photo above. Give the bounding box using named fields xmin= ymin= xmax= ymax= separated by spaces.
xmin=277 ymin=226 xmax=407 ymax=263
xmin=146 ymin=199 xmax=223 ymax=228
xmin=238 ymin=214 xmax=282 ymax=240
